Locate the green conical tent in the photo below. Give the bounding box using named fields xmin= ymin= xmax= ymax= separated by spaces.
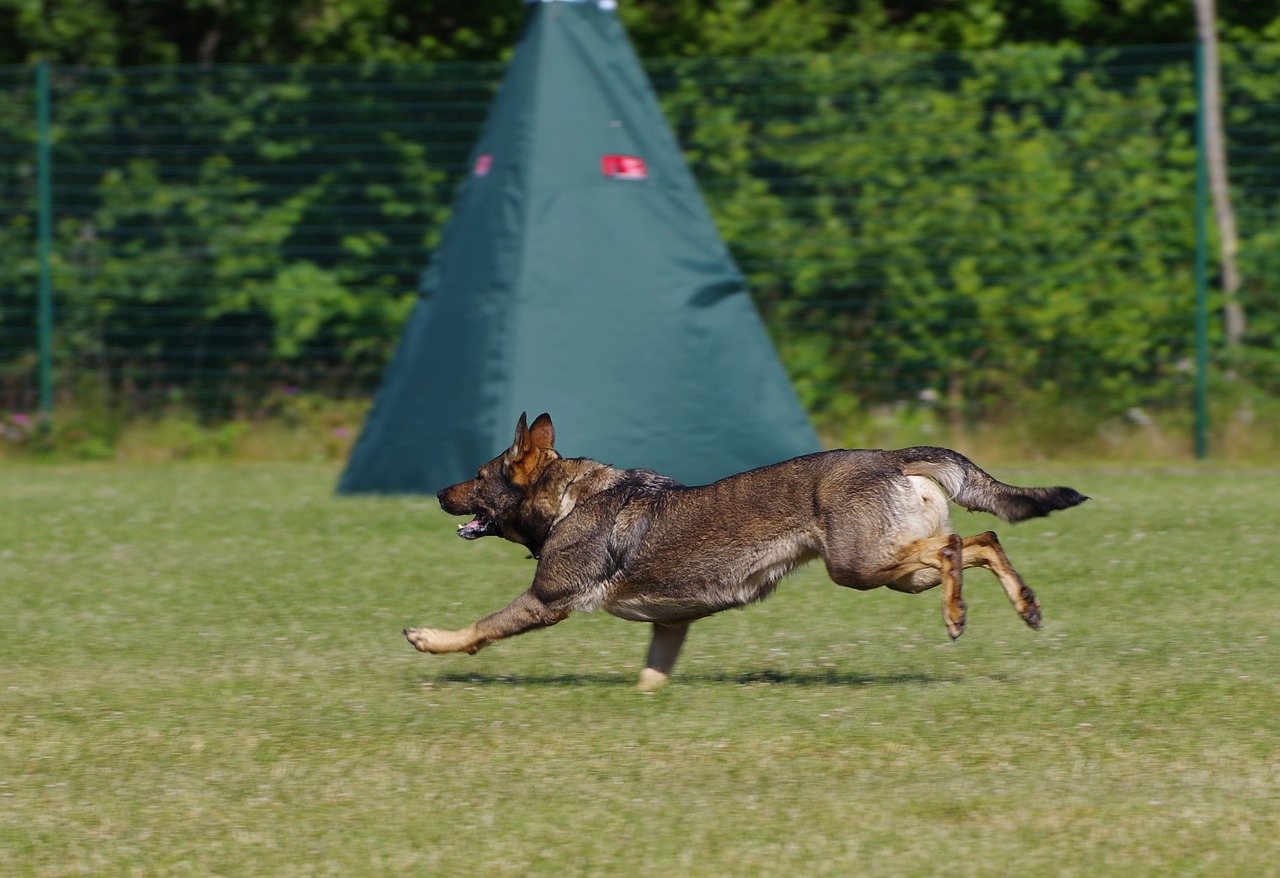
xmin=338 ymin=0 xmax=819 ymax=494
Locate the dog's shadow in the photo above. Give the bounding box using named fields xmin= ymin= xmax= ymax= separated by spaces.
xmin=422 ymin=668 xmax=976 ymax=688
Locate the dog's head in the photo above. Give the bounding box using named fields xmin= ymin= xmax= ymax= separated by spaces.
xmin=436 ymin=412 xmax=562 ymax=548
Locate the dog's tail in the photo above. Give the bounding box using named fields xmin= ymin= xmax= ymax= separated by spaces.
xmin=888 ymin=446 xmax=1088 ymax=523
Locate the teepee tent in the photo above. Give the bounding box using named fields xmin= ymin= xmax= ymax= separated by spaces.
xmin=338 ymin=0 xmax=818 ymax=494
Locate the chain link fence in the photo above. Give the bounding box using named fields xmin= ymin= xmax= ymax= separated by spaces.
xmin=2 ymin=44 xmax=1277 ymax=448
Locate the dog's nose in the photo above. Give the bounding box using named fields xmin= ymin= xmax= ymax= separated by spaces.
xmin=435 ymin=488 xmax=446 ymax=502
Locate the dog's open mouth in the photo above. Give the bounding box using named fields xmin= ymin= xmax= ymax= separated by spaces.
xmin=457 ymin=515 xmax=496 ymax=540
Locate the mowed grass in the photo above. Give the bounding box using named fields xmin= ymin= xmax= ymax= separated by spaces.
xmin=2 ymin=462 xmax=1277 ymax=876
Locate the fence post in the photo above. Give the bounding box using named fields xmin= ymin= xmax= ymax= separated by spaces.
xmin=36 ymin=59 xmax=54 ymax=426
xmin=1193 ymin=42 xmax=1210 ymax=460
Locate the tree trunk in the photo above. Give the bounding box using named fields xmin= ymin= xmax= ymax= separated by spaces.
xmin=1193 ymin=0 xmax=1245 ymax=346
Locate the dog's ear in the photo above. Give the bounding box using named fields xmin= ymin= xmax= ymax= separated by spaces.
xmin=509 ymin=412 xmax=530 ymax=456
xmin=507 ymin=412 xmax=556 ymax=486
xmin=528 ymin=413 xmax=555 ymax=451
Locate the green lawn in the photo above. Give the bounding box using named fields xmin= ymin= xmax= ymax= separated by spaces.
xmin=2 ymin=462 xmax=1277 ymax=876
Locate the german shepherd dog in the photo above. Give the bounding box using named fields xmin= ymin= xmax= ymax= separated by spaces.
xmin=406 ymin=413 xmax=1087 ymax=690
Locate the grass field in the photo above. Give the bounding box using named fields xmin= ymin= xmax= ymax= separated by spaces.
xmin=2 ymin=461 xmax=1277 ymax=876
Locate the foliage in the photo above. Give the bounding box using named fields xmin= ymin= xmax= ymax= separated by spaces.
xmin=6 ymin=1 xmax=1280 ymax=66
xmin=659 ymin=45 xmax=1227 ymax=424
xmin=2 ymin=35 xmax=1280 ymax=442
xmin=1221 ymin=42 xmax=1280 ymax=387
xmin=0 ymin=391 xmax=368 ymax=462
xmin=0 ymin=0 xmax=527 ymax=65
xmin=0 ymin=62 xmax=481 ymax=417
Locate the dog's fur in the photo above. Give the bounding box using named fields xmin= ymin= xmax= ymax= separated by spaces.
xmin=406 ymin=413 xmax=1087 ymax=690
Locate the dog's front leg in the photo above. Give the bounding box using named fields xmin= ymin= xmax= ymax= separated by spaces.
xmin=637 ymin=621 xmax=690 ymax=692
xmin=405 ymin=589 xmax=570 ymax=655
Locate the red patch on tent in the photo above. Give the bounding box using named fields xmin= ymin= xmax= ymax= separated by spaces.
xmin=473 ymin=154 xmax=493 ymax=177
xmin=601 ymin=155 xmax=647 ymax=180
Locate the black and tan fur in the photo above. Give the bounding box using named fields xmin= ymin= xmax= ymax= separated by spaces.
xmin=406 ymin=413 xmax=1087 ymax=690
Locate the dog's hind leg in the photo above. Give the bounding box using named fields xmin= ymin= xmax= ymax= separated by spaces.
xmin=857 ymin=534 xmax=967 ymax=640
xmin=961 ymin=531 xmax=1042 ymax=629
xmin=936 ymin=533 xmax=966 ymax=640
xmin=637 ymin=621 xmax=690 ymax=692
xmin=405 ymin=589 xmax=570 ymax=655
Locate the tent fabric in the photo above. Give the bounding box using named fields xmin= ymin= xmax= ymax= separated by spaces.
xmin=338 ymin=0 xmax=819 ymax=494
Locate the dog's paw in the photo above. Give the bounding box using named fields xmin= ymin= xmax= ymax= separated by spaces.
xmin=404 ymin=627 xmax=445 ymax=653
xmin=944 ymin=599 xmax=968 ymax=641
xmin=1017 ymin=583 xmax=1042 ymax=630
xmin=1020 ymin=601 xmax=1043 ymax=630
xmin=636 ymin=667 xmax=671 ymax=692
xmin=404 ymin=625 xmax=481 ymax=654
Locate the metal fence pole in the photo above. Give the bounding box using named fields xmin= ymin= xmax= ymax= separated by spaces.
xmin=1193 ymin=42 xmax=1210 ymax=460
xmin=36 ymin=59 xmax=54 ymax=426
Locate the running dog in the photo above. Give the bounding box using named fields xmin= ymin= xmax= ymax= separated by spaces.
xmin=406 ymin=413 xmax=1087 ymax=690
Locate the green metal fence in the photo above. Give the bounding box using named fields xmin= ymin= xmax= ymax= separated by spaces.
xmin=2 ymin=44 xmax=1278 ymax=448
